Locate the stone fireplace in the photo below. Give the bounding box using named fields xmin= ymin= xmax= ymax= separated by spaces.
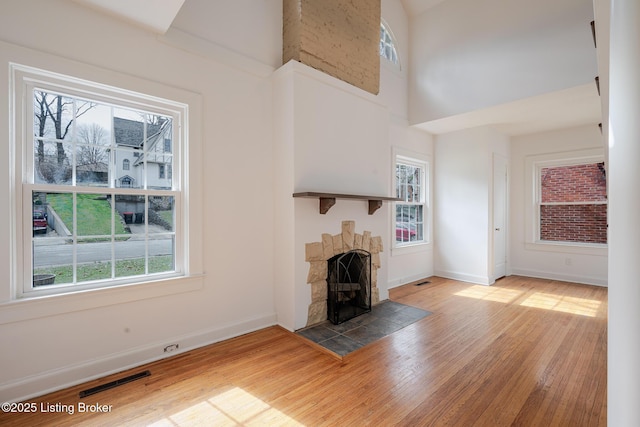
xmin=304 ymin=220 xmax=383 ymax=326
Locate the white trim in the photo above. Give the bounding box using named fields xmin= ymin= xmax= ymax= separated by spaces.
xmin=0 ymin=311 xmax=276 ymax=402
xmin=524 ymin=148 xmax=606 ymax=248
xmin=12 ymin=64 xmax=191 ymax=298
xmin=434 ymin=269 xmax=492 ymax=286
xmin=393 ymin=148 xmax=431 ymax=249
xmin=0 ymin=274 xmax=203 ymax=325
xmin=0 ymin=42 xmax=203 ymax=318
xmin=510 ymin=268 xmax=607 ymax=287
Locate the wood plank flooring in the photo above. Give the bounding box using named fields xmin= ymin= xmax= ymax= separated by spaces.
xmin=0 ymin=275 xmax=607 ymax=426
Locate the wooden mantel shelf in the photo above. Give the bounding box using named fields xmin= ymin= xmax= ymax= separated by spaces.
xmin=293 ymin=192 xmax=401 ymax=215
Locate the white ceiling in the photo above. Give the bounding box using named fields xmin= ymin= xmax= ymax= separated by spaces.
xmin=71 ymin=0 xmax=601 ymax=137
xmin=400 ymin=0 xmax=447 ymax=16
xmin=415 ymin=83 xmax=602 ymax=136
xmin=73 ymin=0 xmax=185 ymax=34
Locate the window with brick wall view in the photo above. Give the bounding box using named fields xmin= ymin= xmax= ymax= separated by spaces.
xmin=539 ymin=162 xmax=607 ymax=244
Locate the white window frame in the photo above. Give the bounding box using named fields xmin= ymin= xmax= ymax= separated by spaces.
xmin=525 ymin=149 xmax=607 ymax=255
xmin=394 ymin=153 xmax=429 ymax=250
xmin=380 ymin=20 xmax=401 ymax=71
xmin=11 ymin=64 xmax=191 ymax=299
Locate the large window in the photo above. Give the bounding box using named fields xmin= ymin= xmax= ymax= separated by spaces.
xmin=13 ymin=64 xmax=187 ymax=297
xmin=395 ymin=156 xmax=427 ymax=245
xmin=536 ymin=161 xmax=607 ymax=245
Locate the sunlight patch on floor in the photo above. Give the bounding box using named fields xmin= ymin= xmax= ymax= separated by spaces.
xmin=148 ymin=387 xmax=305 ymax=427
xmin=520 ymin=292 xmax=601 ymax=317
xmin=454 ymin=285 xmax=523 ymax=303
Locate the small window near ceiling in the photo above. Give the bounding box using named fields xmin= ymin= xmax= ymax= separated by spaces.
xmin=380 ymin=21 xmax=400 ymax=69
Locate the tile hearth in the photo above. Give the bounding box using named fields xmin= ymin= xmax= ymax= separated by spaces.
xmin=296 ymin=300 xmax=432 ymax=357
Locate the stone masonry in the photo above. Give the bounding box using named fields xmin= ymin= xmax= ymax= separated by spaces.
xmin=304 ymin=220 xmax=383 ymax=326
xmin=283 ymin=0 xmax=381 ymax=95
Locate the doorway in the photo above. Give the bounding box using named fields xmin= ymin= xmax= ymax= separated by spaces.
xmin=493 ymin=154 xmax=508 ymax=280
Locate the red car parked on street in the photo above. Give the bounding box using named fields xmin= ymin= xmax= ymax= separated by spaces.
xmin=33 ymin=210 xmax=48 ymax=235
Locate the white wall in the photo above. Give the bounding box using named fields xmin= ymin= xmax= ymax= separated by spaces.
xmin=510 ymin=125 xmax=607 ymax=286
xmin=170 ymin=0 xmax=283 ymax=69
xmin=434 ymin=126 xmax=509 ymax=285
xmin=408 ymin=0 xmax=598 ymax=124
xmin=273 ymin=61 xmax=392 ymax=330
xmin=0 ymin=0 xmax=277 ymax=401
xmin=273 ymin=0 xmax=433 ymax=329
xmin=384 ymin=0 xmax=434 ymax=289
xmin=388 ymin=123 xmax=434 ymax=288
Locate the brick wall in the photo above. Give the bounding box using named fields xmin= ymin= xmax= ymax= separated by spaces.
xmin=540 ymin=163 xmax=607 ymax=243
xmin=541 ymin=163 xmax=606 ymax=202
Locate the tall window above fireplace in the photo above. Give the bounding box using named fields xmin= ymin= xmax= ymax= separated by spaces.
xmin=395 ymin=154 xmax=428 ymax=246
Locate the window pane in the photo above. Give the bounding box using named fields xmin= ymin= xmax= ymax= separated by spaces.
xmin=33 ymin=91 xmax=74 ymax=141
xmin=540 ymin=204 xmax=607 ymax=244
xmin=147 ymin=159 xmax=173 ymax=190
xmin=114 ymin=109 xmax=145 ymax=148
xmin=149 ymin=196 xmax=175 ymax=233
xmin=76 ymin=193 xmax=114 ymax=237
xmin=114 ymin=149 xmax=139 ymax=188
xmin=75 ymin=104 xmax=112 ymax=146
xmin=34 ymin=141 xmax=72 ymax=184
xmin=541 ymin=163 xmax=606 ymax=203
xmin=114 ymin=239 xmax=147 ymax=279
xmin=396 ymin=204 xmax=423 ymax=243
xmin=149 ymin=235 xmax=175 ymax=275
xmin=76 ymin=145 xmax=110 ymax=187
xmin=33 ymin=237 xmax=72 ymax=287
xmin=77 ymin=238 xmax=113 ymax=282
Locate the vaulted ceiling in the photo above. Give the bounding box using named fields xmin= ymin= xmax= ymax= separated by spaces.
xmin=73 ymin=0 xmax=186 ymax=33
xmin=71 ymin=0 xmax=601 ymax=137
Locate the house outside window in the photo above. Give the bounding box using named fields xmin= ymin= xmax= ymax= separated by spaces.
xmin=395 ymin=156 xmax=427 ymax=246
xmin=12 ymin=64 xmax=186 ymax=298
xmin=537 ymin=162 xmax=607 ymax=244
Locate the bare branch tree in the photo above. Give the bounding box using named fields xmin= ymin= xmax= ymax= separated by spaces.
xmin=77 ymin=123 xmax=108 ymax=166
xmin=33 ymin=90 xmax=96 ymax=182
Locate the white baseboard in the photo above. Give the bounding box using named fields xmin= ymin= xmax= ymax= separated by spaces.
xmin=387 ymin=272 xmax=434 ymax=289
xmin=1 ymin=313 xmax=277 ymax=403
xmin=510 ymin=268 xmax=608 ymax=287
xmin=434 ymin=270 xmax=492 ymax=285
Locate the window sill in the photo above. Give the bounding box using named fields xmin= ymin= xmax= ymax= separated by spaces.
xmin=525 ymin=241 xmax=607 ymax=256
xmin=392 ymin=241 xmax=432 ymax=256
xmin=0 ymin=274 xmax=204 ymax=325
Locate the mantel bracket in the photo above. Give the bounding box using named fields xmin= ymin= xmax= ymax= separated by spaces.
xmin=293 ymin=192 xmax=401 ymax=215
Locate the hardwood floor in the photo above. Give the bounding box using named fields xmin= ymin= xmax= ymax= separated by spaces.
xmin=0 ymin=276 xmax=607 ymax=426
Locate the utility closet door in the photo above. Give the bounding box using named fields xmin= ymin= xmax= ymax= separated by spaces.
xmin=493 ymin=154 xmax=508 ymax=280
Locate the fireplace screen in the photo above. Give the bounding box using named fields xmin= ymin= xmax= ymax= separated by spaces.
xmin=327 ymin=249 xmax=371 ymax=324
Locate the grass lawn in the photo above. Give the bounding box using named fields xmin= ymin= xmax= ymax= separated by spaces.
xmin=34 ymin=256 xmax=174 ymax=284
xmin=46 ymin=193 xmax=128 ymax=235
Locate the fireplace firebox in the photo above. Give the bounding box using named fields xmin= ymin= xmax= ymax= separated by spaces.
xmin=327 ymin=249 xmax=371 ymax=324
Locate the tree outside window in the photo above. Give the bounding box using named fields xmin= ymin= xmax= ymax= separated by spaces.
xmin=15 ymin=64 xmax=185 ymax=297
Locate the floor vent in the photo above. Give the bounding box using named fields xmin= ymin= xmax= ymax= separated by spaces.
xmin=79 ymin=370 xmax=150 ymax=398
xmin=415 ymin=280 xmax=431 ymax=286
